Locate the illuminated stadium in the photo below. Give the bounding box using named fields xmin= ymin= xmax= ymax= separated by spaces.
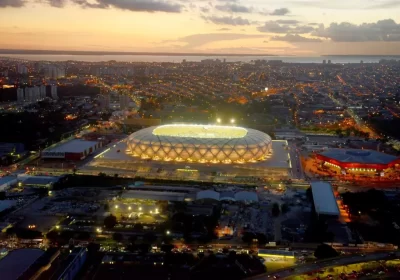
xmin=126 ymin=124 xmax=273 ymax=164
xmin=316 ymin=149 xmax=400 ymax=173
xmin=87 ymin=124 xmax=292 ymax=181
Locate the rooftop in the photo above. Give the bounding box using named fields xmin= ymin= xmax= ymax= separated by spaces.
xmin=0 ymin=200 xmax=17 ymax=212
xmin=319 ymin=148 xmax=398 ymax=165
xmin=152 ymin=124 xmax=248 ymax=139
xmin=0 ymin=248 xmax=45 ymax=280
xmin=311 ymin=181 xmax=340 ymax=216
xmin=44 ymin=139 xmax=98 ymax=153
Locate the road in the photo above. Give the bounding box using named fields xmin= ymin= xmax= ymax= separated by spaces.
xmin=249 ymin=251 xmax=400 ymax=279
xmin=287 ymin=141 xmax=304 ymax=179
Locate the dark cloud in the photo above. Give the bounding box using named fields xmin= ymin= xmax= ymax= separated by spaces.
xmin=202 ymin=15 xmax=250 ymax=26
xmin=0 ymin=0 xmax=25 ymax=7
xmin=313 ymin=19 xmax=400 ymax=42
xmin=82 ymin=0 xmax=182 ymax=12
xmin=270 ymin=8 xmax=290 ymax=16
xmin=32 ymin=0 xmax=183 ymax=12
xmin=46 ymin=0 xmax=67 ymax=7
xmin=271 ymin=34 xmax=322 ymax=42
xmin=257 ymin=21 xmax=314 ymax=34
xmin=215 ymin=3 xmax=252 ymax=13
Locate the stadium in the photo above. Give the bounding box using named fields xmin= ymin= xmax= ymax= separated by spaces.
xmin=126 ymin=124 xmax=273 ymax=164
xmin=316 ymin=149 xmax=400 ymax=174
xmin=87 ymin=124 xmax=292 ymax=180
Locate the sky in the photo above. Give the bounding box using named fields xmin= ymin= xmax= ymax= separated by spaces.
xmin=0 ymin=0 xmax=400 ymax=56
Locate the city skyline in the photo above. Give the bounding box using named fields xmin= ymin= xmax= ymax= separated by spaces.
xmin=1 ymin=0 xmax=400 ymax=56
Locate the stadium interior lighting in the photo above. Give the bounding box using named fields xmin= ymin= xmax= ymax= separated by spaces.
xmin=139 ymin=207 xmax=142 ymax=211
xmin=217 ymin=118 xmax=221 ymax=124
xmin=230 ymin=118 xmax=235 ymax=124
xmin=115 ymin=205 xmax=119 ymax=209
xmin=128 ymin=206 xmax=132 ymax=210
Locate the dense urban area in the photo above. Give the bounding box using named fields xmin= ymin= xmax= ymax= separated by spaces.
xmin=0 ymin=57 xmax=400 ymax=280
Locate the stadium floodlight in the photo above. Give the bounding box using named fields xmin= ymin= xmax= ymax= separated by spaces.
xmin=216 ymin=118 xmax=221 ymax=123
xmin=230 ymin=118 xmax=235 ymax=124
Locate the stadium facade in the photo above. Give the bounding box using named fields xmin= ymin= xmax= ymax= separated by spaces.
xmin=87 ymin=124 xmax=292 ymax=180
xmin=126 ymin=124 xmax=272 ymax=164
xmin=316 ymin=149 xmax=400 ymax=173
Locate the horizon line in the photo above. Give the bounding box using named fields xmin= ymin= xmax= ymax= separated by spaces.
xmin=0 ymin=49 xmax=280 ymax=57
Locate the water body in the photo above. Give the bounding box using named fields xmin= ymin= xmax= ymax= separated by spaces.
xmin=1 ymin=54 xmax=399 ymax=64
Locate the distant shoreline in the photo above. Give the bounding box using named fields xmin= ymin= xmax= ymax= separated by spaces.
xmin=0 ymin=49 xmax=278 ymax=57
xmin=321 ymin=55 xmax=400 ymax=57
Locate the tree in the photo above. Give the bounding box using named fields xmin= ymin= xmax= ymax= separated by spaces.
xmin=112 ymin=232 xmax=123 ymax=242
xmin=133 ymin=223 xmax=143 ymax=231
xmin=143 ymin=232 xmax=157 ymax=244
xmin=272 ymin=203 xmax=280 ymax=217
xmin=314 ymin=244 xmax=339 ymax=259
xmin=104 ymin=214 xmax=117 ymax=229
xmin=104 ymin=203 xmax=109 ymax=211
xmin=242 ymin=232 xmax=255 ymax=245
xmin=128 ymin=235 xmax=137 ymax=244
xmin=256 ymin=233 xmax=268 ymax=245
xmin=281 ymin=203 xmax=290 ymax=215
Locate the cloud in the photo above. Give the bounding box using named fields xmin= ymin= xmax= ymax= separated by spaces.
xmin=275 ymin=19 xmax=300 ymax=25
xmin=270 ymin=8 xmax=290 ymax=16
xmin=202 ymin=15 xmax=250 ymax=26
xmin=165 ymin=33 xmax=266 ymax=48
xmin=30 ymin=0 xmax=183 ymax=12
xmin=215 ymin=3 xmax=252 ymax=13
xmin=45 ymin=0 xmax=67 ymax=8
xmin=257 ymin=21 xmax=314 ymax=34
xmin=271 ymin=34 xmax=322 ymax=42
xmin=0 ymin=0 xmax=25 ymax=7
xmin=199 ymin=6 xmax=210 ymax=13
xmin=366 ymin=1 xmax=400 ymax=9
xmin=313 ymin=19 xmax=400 ymax=42
xmin=217 ymin=28 xmax=231 ymax=31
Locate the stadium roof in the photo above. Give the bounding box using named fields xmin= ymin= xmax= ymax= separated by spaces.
xmin=318 ymin=149 xmax=398 ymax=165
xmin=0 ymin=200 xmax=17 ymax=212
xmin=311 ymin=181 xmax=340 ymax=216
xmin=0 ymin=248 xmax=45 ymax=280
xmin=235 ymin=191 xmax=259 ymax=202
xmin=44 ymin=139 xmax=98 ymax=153
xmin=0 ymin=176 xmax=17 ymax=191
xmin=220 ymin=191 xmax=235 ymax=201
xmin=196 ymin=190 xmax=220 ymax=201
xmin=152 ymin=124 xmax=248 ymax=139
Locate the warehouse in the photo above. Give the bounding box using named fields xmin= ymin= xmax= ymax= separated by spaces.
xmin=311 ymin=181 xmax=340 ymax=218
xmin=41 ymin=139 xmax=101 ymax=161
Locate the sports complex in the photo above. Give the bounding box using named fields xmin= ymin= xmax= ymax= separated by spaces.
xmin=316 ymin=148 xmax=400 ymax=175
xmin=87 ymin=124 xmax=292 ymax=179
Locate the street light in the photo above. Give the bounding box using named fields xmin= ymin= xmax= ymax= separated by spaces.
xmin=128 ymin=206 xmax=132 ymax=210
xmin=115 ymin=205 xmax=119 ymax=209
xmin=96 ymin=227 xmax=102 ymax=233
xmin=216 ymin=118 xmax=221 ymax=124
xmin=55 ymin=225 xmax=60 ymax=230
xmin=166 ymin=230 xmax=170 ymax=235
xmin=139 ymin=207 xmax=142 ymax=211
xmin=230 ymin=118 xmax=235 ymax=124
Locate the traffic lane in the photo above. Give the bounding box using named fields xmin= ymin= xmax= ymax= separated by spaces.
xmin=262 ymin=252 xmax=400 ymax=279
